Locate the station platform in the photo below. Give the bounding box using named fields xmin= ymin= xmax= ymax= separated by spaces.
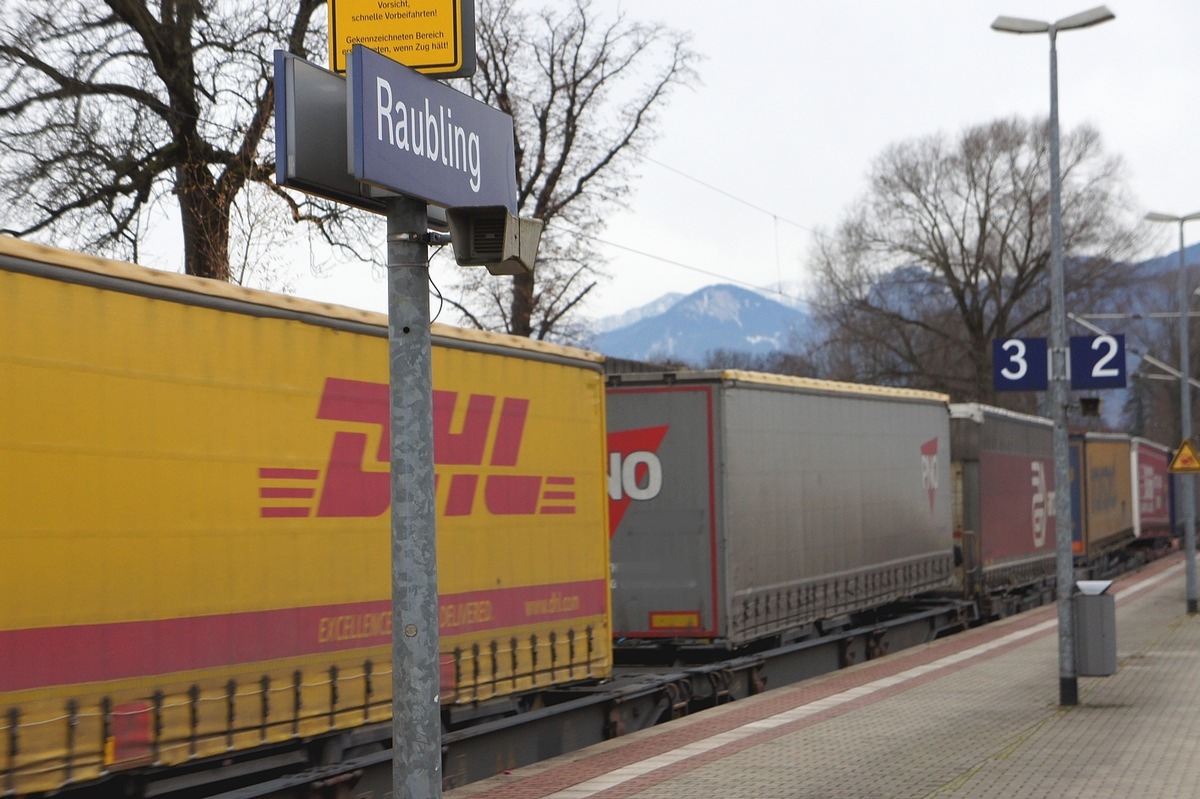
xmin=447 ymin=553 xmax=1198 ymax=799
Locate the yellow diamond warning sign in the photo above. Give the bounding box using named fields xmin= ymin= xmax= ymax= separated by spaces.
xmin=327 ymin=0 xmax=475 ymax=77
xmin=1169 ymin=439 xmax=1200 ymax=473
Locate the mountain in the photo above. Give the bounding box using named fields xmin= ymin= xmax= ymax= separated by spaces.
xmin=588 ymin=284 xmax=812 ymax=364
xmin=590 ymin=292 xmax=684 ymax=334
xmin=1138 ymin=241 xmax=1200 ymax=276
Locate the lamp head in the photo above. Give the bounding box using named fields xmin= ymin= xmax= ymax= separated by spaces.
xmin=991 ymin=15 xmax=1049 ymax=34
xmin=1146 ymin=211 xmax=1200 ymax=224
xmin=1054 ymin=6 xmax=1115 ymax=31
xmin=992 ymin=6 xmax=1114 ymax=34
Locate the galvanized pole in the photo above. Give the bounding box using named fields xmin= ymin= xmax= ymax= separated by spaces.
xmin=1176 ymin=220 xmax=1198 ymax=614
xmin=993 ymin=2 xmax=1114 ymax=710
xmin=1046 ymin=24 xmax=1079 ymax=707
xmin=387 ymin=195 xmax=442 ymax=798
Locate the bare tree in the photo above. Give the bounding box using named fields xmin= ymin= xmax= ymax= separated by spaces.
xmin=443 ymin=0 xmax=696 ymax=342
xmin=810 ymin=116 xmax=1148 ymax=405
xmin=1116 ymin=253 xmax=1200 ymax=444
xmin=697 ymin=348 xmax=817 ymax=377
xmin=0 ymin=0 xmax=377 ymax=280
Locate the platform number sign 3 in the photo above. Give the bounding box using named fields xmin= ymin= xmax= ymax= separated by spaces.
xmin=993 ymin=337 xmax=1049 ymax=391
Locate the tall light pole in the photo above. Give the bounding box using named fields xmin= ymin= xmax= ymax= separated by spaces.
xmin=992 ymin=5 xmax=1115 ymax=708
xmin=1145 ymin=210 xmax=1200 ymax=614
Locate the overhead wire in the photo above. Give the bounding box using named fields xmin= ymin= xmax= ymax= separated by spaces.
xmin=641 ymin=155 xmax=821 ymax=236
xmin=577 ymin=155 xmax=829 ymax=310
xmin=643 ymin=153 xmax=836 ymax=302
xmin=552 ymin=220 xmax=819 ymax=311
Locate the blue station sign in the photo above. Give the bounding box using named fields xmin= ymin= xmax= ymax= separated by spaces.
xmin=1069 ymin=334 xmax=1126 ymax=390
xmin=348 ymin=44 xmax=518 ymax=212
xmin=993 ymin=337 xmax=1049 ymax=392
xmin=992 ymin=334 xmax=1126 ymax=392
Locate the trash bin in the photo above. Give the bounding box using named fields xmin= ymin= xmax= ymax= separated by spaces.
xmin=1073 ymin=580 xmax=1116 ymax=676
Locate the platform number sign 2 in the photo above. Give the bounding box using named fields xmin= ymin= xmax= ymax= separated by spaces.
xmin=993 ymin=335 xmax=1125 ymax=392
xmin=993 ymin=337 xmax=1049 ymax=391
xmin=1069 ymin=334 xmax=1126 ymax=390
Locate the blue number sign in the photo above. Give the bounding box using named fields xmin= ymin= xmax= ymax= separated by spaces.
xmin=1069 ymin=335 xmax=1126 ymax=390
xmin=993 ymin=337 xmax=1049 ymax=392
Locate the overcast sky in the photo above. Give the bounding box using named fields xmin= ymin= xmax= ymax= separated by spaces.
xmin=288 ymin=0 xmax=1200 ymax=324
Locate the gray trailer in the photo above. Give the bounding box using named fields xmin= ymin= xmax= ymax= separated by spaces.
xmin=606 ymin=370 xmax=955 ymax=649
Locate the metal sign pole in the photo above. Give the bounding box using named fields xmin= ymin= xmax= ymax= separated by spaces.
xmin=278 ymin=42 xmax=508 ymax=795
xmin=1176 ymin=220 xmax=1198 ymax=614
xmin=387 ymin=195 xmax=442 ymax=798
xmin=993 ymin=4 xmax=1116 ymax=709
xmin=1046 ymin=24 xmax=1079 ymax=708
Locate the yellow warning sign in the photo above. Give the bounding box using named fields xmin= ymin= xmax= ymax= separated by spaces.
xmin=327 ymin=0 xmax=473 ymax=77
xmin=1169 ymin=440 xmax=1200 ymax=473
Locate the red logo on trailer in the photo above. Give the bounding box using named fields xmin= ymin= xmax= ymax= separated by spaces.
xmin=1031 ymin=460 xmax=1049 ymax=547
xmin=978 ymin=452 xmax=1055 ymax=559
xmin=1137 ymin=444 xmax=1170 ymax=529
xmin=258 ymin=377 xmax=575 ymax=518
xmin=606 ymin=426 xmax=670 ymax=537
xmin=921 ymin=438 xmax=939 ymax=513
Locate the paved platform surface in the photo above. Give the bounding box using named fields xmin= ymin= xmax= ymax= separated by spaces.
xmin=447 ymin=553 xmax=1199 ymax=799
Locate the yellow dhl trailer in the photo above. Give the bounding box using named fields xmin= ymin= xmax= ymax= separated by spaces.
xmin=1069 ymin=432 xmax=1134 ymax=560
xmin=0 ymin=237 xmax=611 ymax=795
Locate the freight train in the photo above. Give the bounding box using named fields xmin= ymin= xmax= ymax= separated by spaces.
xmin=0 ymin=237 xmax=1175 ymax=797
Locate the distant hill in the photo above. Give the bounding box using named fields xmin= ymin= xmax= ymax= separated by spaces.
xmin=588 ymin=284 xmax=812 ymax=365
xmin=1138 ymin=241 xmax=1200 ymax=276
xmin=590 ymin=292 xmax=684 ymax=334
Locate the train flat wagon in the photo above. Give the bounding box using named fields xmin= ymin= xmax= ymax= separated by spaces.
xmin=605 ymin=370 xmax=955 ymax=650
xmin=949 ymin=404 xmax=1055 ymax=617
xmin=0 ymin=238 xmax=611 ymax=796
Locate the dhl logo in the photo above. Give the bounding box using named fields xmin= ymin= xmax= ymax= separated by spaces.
xmin=258 ymin=377 xmax=576 ymax=518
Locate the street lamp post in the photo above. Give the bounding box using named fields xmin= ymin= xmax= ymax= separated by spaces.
xmin=1145 ymin=210 xmax=1200 ymax=615
xmin=992 ymin=5 xmax=1115 ymax=708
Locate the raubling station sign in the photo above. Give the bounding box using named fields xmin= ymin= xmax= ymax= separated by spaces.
xmin=349 ymin=44 xmax=518 ymax=212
